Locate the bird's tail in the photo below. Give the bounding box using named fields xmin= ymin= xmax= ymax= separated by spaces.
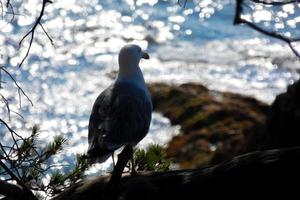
xmin=83 ymin=148 xmax=113 ymax=164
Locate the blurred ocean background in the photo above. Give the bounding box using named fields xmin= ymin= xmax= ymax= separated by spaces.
xmin=0 ymin=0 xmax=299 ymax=177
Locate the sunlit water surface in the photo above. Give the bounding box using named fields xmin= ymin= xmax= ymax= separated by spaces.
xmin=0 ymin=0 xmax=299 ymax=181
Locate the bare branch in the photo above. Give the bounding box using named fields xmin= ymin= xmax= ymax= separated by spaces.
xmin=0 ymin=65 xmax=2 ymax=89
xmin=0 ymin=114 xmax=25 ymax=147
xmin=7 ymin=0 xmax=14 ymax=23
xmin=6 ymin=0 xmax=10 ymax=8
xmin=178 ymin=0 xmax=188 ymax=8
xmin=0 ymin=93 xmax=11 ymax=120
xmin=39 ymin=22 xmax=54 ymax=45
xmin=0 ymin=119 xmax=22 ymax=164
xmin=234 ymin=0 xmax=300 ymax=59
xmin=0 ymin=1 xmax=4 ymax=19
xmin=0 ymin=141 xmax=11 ymax=161
xmin=0 ymin=118 xmax=16 ymax=135
xmin=11 ymin=110 xmax=25 ymax=120
xmin=0 ymin=66 xmax=33 ymax=106
xmin=18 ymin=0 xmax=53 ymax=68
xmin=234 ymin=0 xmax=243 ymax=25
xmin=288 ymin=42 xmax=300 ymax=58
xmin=250 ymin=0 xmax=300 ymax=5
xmin=240 ymin=18 xmax=300 ymax=43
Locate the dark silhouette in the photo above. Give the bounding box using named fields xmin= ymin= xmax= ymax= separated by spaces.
xmin=87 ymin=45 xmax=152 ymax=183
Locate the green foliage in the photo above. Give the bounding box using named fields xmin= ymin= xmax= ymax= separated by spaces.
xmin=44 ymin=135 xmax=67 ymax=159
xmin=0 ymin=125 xmax=88 ymax=198
xmin=47 ymin=154 xmax=89 ymax=194
xmin=134 ymin=144 xmax=171 ymax=172
xmin=67 ymin=154 xmax=89 ymax=183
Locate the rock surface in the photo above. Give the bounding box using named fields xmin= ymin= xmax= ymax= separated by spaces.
xmin=51 ymin=77 xmax=300 ymax=200
xmin=265 ymin=79 xmax=300 ymax=149
xmin=105 ymin=71 xmax=300 ymax=169
xmin=148 ymin=83 xmax=269 ymax=168
xmin=53 ymin=147 xmax=300 ymax=200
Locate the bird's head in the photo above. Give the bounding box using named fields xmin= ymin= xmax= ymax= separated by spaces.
xmin=118 ymin=44 xmax=149 ymax=70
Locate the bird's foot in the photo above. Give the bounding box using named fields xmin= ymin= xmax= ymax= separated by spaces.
xmin=107 ymin=170 xmax=114 ymax=175
xmin=130 ymin=169 xmax=138 ymax=176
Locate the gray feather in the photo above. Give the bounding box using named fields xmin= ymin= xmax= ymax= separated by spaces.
xmin=87 ymin=81 xmax=152 ymax=163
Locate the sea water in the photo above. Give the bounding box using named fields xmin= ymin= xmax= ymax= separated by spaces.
xmin=0 ymin=0 xmax=299 ymax=178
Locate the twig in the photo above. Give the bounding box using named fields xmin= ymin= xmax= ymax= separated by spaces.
xmin=0 ymin=66 xmax=33 ymax=106
xmin=0 ymin=1 xmax=4 ymax=19
xmin=240 ymin=18 xmax=300 ymax=43
xmin=6 ymin=0 xmax=10 ymax=8
xmin=0 ymin=93 xmax=11 ymax=120
xmin=288 ymin=42 xmax=300 ymax=58
xmin=241 ymin=19 xmax=300 ymax=59
xmin=0 ymin=118 xmax=16 ymax=134
xmin=0 ymin=115 xmax=26 ymax=148
xmin=0 ymin=142 xmax=10 ymax=161
xmin=178 ymin=0 xmax=188 ymax=8
xmin=7 ymin=0 xmax=14 ymax=23
xmin=0 ymin=65 xmax=2 ymax=89
xmin=18 ymin=0 xmax=53 ymax=68
xmin=39 ymin=22 xmax=54 ymax=45
xmin=235 ymin=0 xmax=300 ymax=59
xmin=0 ymin=118 xmax=22 ymax=164
xmin=234 ymin=0 xmax=243 ymax=25
xmin=11 ymin=110 xmax=25 ymax=120
xmin=250 ymin=0 xmax=300 ymax=5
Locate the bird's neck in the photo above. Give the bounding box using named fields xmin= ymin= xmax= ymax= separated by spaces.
xmin=117 ymin=65 xmax=147 ymax=88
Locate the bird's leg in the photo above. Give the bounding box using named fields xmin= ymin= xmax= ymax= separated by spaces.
xmin=108 ymin=152 xmax=116 ymax=175
xmin=112 ymin=152 xmax=116 ymax=167
xmin=130 ymin=150 xmax=137 ymax=176
xmin=108 ymin=145 xmax=133 ymax=184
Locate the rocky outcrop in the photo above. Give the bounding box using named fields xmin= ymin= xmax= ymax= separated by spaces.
xmin=264 ymin=80 xmax=300 ymax=149
xmin=53 ymin=147 xmax=300 ymax=200
xmin=50 ymin=79 xmax=300 ymax=200
xmin=148 ymin=83 xmax=269 ymax=168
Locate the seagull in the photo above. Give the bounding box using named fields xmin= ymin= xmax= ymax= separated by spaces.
xmin=87 ymin=44 xmax=152 ymax=182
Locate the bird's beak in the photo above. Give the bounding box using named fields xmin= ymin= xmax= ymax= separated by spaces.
xmin=142 ymin=51 xmax=150 ymax=60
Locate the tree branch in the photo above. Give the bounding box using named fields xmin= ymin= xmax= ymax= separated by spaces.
xmin=0 ymin=1 xmax=3 ymax=20
xmin=240 ymin=18 xmax=300 ymax=58
xmin=18 ymin=0 xmax=53 ymax=68
xmin=0 ymin=180 xmax=27 ymax=200
xmin=0 ymin=66 xmax=33 ymax=106
xmin=178 ymin=0 xmax=188 ymax=8
xmin=234 ymin=0 xmax=300 ymax=59
xmin=250 ymin=0 xmax=300 ymax=5
xmin=0 ymin=160 xmax=36 ymax=200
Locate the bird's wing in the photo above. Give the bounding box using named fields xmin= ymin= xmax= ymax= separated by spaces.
xmin=87 ymin=83 xmax=152 ymax=161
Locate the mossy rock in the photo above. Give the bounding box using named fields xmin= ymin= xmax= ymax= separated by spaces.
xmin=148 ymin=83 xmax=269 ymax=169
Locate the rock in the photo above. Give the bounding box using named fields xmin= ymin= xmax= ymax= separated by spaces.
xmin=53 ymin=147 xmax=300 ymax=200
xmin=265 ymin=79 xmax=300 ymax=149
xmin=148 ymin=83 xmax=269 ymax=168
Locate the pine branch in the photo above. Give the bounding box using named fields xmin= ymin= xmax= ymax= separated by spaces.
xmin=134 ymin=144 xmax=171 ymax=172
xmin=44 ymin=135 xmax=66 ymax=156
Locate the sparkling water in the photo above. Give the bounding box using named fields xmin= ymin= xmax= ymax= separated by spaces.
xmin=0 ymin=0 xmax=299 ymax=177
